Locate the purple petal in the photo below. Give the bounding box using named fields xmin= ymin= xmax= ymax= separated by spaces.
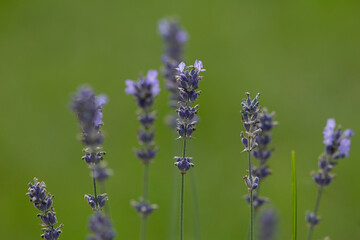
xmin=96 ymin=95 xmax=108 ymax=108
xmin=125 ymin=80 xmax=136 ymax=95
xmin=176 ymin=31 xmax=188 ymax=43
xmin=344 ymin=129 xmax=354 ymax=138
xmin=175 ymin=62 xmax=186 ymax=72
xmin=194 ymin=59 xmax=206 ymax=72
xmin=338 ymin=138 xmax=351 ymax=157
xmin=323 ymin=118 xmax=336 ymax=146
xmin=158 ymin=19 xmax=169 ymax=37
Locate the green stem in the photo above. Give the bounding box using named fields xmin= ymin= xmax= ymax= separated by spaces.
xmin=140 ymin=163 xmax=150 ymax=240
xmin=307 ymin=187 xmax=323 ymax=240
xmin=92 ymin=164 xmax=99 ymax=210
xmin=180 ymin=135 xmax=187 ymax=240
xmin=180 ymin=174 xmax=185 ymax=240
xmin=248 ymin=151 xmax=254 ymax=240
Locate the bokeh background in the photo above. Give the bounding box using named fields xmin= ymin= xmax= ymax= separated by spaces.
xmin=1 ymin=0 xmax=359 ymax=239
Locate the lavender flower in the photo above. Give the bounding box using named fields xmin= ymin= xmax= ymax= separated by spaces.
xmin=174 ymin=60 xmax=205 ymax=174
xmin=257 ymin=208 xmax=278 ymax=240
xmin=306 ymin=118 xmax=353 ymax=240
xmin=126 ymin=70 xmax=160 ymax=239
xmin=26 ymin=178 xmax=63 ymax=240
xmin=88 ymin=213 xmax=115 ymax=240
xmin=240 ymin=92 xmax=262 ymax=240
xmin=173 ymin=60 xmax=204 ymax=240
xmin=158 ymin=18 xmax=188 ymax=115
xmin=125 ymin=69 xmax=160 ymax=164
xmin=131 ymin=199 xmax=158 ymax=218
xmin=246 ymin=109 xmax=277 ymax=210
xmin=71 ymin=86 xmax=115 ymax=238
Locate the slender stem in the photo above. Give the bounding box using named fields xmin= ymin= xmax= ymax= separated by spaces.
xmin=307 ymin=187 xmax=323 ymax=240
xmin=92 ymin=164 xmax=98 ymax=209
xmin=141 ymin=217 xmax=147 ymax=240
xmin=180 ymin=174 xmax=185 ymax=240
xmin=248 ymin=150 xmax=254 ymax=240
xmin=179 ymin=133 xmax=187 ymax=240
xmin=139 ymin=163 xmax=150 ymax=240
xmin=143 ymin=163 xmax=149 ymax=200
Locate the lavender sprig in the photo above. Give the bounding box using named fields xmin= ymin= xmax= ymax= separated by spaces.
xmin=306 ymin=118 xmax=353 ymax=240
xmin=257 ymin=208 xmax=278 ymax=240
xmin=245 ymin=109 xmax=277 ymax=209
xmin=158 ymin=18 xmax=188 ymax=121
xmin=71 ymin=86 xmax=114 ymax=239
xmin=240 ymin=92 xmax=262 ymax=240
xmin=26 ymin=178 xmax=63 ymax=240
xmin=125 ymin=70 xmax=160 ymax=239
xmin=173 ymin=60 xmax=205 ymax=240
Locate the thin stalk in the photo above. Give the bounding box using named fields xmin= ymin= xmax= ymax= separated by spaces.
xmin=140 ymin=163 xmax=150 ymax=240
xmin=92 ymin=164 xmax=99 ymax=210
xmin=180 ymin=174 xmax=185 ymax=240
xmin=180 ymin=135 xmax=187 ymax=240
xmin=248 ymin=150 xmax=254 ymax=240
xmin=141 ymin=217 xmax=147 ymax=240
xmin=307 ymin=187 xmax=323 ymax=240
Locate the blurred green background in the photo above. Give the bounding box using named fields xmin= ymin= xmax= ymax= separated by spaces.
xmin=1 ymin=0 xmax=359 ymax=239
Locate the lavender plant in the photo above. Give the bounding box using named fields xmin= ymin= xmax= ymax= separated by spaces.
xmin=240 ymin=92 xmax=262 ymax=240
xmin=306 ymin=118 xmax=353 ymax=240
xmin=125 ymin=70 xmax=160 ymax=239
xmin=71 ymin=86 xmax=114 ymax=240
xmin=245 ymin=109 xmax=277 ymax=209
xmin=26 ymin=178 xmax=63 ymax=240
xmin=158 ymin=18 xmax=188 ymax=122
xmin=173 ymin=60 xmax=205 ymax=240
xmin=257 ymin=208 xmax=278 ymax=240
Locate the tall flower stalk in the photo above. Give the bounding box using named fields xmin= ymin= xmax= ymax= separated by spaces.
xmin=125 ymin=70 xmax=160 ymax=240
xmin=26 ymin=178 xmax=63 ymax=240
xmin=245 ymin=109 xmax=277 ymax=209
xmin=174 ymin=60 xmax=205 ymax=240
xmin=158 ymin=18 xmax=188 ymax=117
xmin=306 ymin=118 xmax=353 ymax=240
xmin=240 ymin=92 xmax=262 ymax=240
xmin=159 ymin=18 xmax=200 ymax=240
xmin=71 ymin=86 xmax=115 ymax=240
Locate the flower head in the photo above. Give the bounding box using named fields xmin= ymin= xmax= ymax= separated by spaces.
xmin=125 ymin=70 xmax=160 ymax=109
xmin=88 ymin=213 xmax=115 ymax=240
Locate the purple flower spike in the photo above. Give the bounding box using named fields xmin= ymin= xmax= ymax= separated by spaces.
xmin=194 ymin=59 xmax=206 ymax=72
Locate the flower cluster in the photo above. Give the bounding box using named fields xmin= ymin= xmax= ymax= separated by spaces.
xmin=248 ymin=109 xmax=277 ymax=208
xmin=312 ymin=118 xmax=354 ymax=187
xmin=88 ymin=213 xmax=115 ymax=240
xmin=125 ymin=70 xmax=159 ymax=165
xmin=158 ymin=18 xmax=188 ymax=122
xmin=71 ymin=87 xmax=112 ymax=187
xmin=131 ymin=199 xmax=158 ymax=218
xmin=174 ymin=60 xmax=205 ymax=174
xmin=240 ymin=92 xmax=262 ymax=191
xmin=306 ymin=118 xmax=353 ymax=228
xmin=125 ymin=70 xmax=160 ymax=218
xmin=26 ymin=178 xmax=63 ymax=240
xmin=257 ymin=208 xmax=278 ymax=240
xmin=71 ymin=86 xmax=114 ymax=239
